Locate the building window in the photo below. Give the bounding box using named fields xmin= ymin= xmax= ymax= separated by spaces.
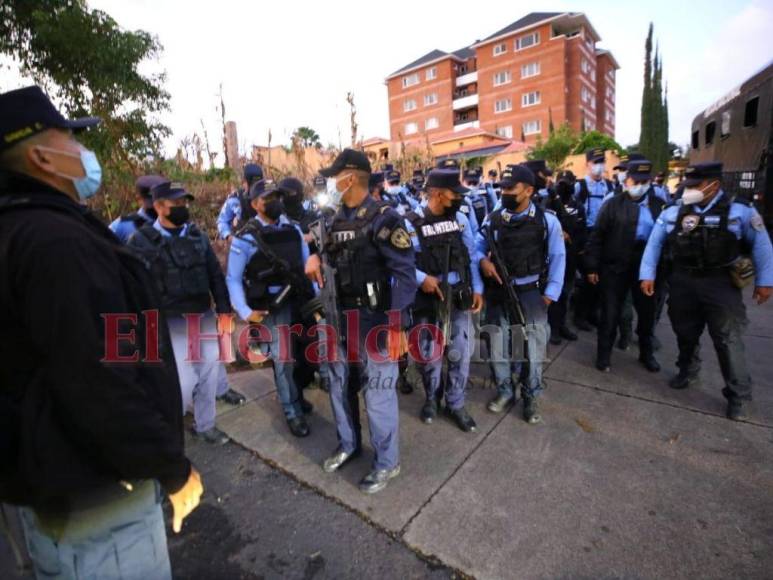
xmin=493 ymin=42 xmax=507 ymax=56
xmin=523 ymin=120 xmax=542 ymax=135
xmin=691 ymin=130 xmax=700 ymax=150
xmin=403 ymin=99 xmax=417 ymax=112
xmin=721 ymin=111 xmax=731 ymax=137
xmin=425 ymin=117 xmax=439 ymax=130
xmin=495 ymin=98 xmax=512 ymax=113
xmin=581 ymin=58 xmax=590 ymax=74
xmin=590 ymin=98 xmax=596 ymax=111
xmin=424 ymin=93 xmax=438 ymax=106
xmin=496 ymin=125 xmax=513 ymax=138
xmin=515 ymin=31 xmax=540 ymax=50
xmin=591 ymin=69 xmax=596 ymax=81
xmin=426 ymin=67 xmax=437 ymax=81
xmin=744 ymin=97 xmax=759 ymax=127
xmin=402 ymin=73 xmax=419 ymax=88
xmin=606 ymin=86 xmax=613 ymax=99
xmin=521 ymin=61 xmax=540 ymax=79
xmin=705 ymin=121 xmax=716 ymax=146
xmin=521 ymin=91 xmax=541 ymax=107
xmin=605 ymin=109 xmax=613 ymax=122
xmin=581 ymin=86 xmax=592 ymax=103
xmin=583 ymin=117 xmax=595 ymax=131
xmin=405 ymin=122 xmax=418 ymax=135
xmin=493 ymin=70 xmax=512 ymax=86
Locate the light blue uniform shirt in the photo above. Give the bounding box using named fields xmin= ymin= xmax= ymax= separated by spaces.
xmin=574 ymin=176 xmax=613 ymax=228
xmin=109 ymin=207 xmax=153 ymax=243
xmin=216 ymin=192 xmax=244 ymax=239
xmin=226 ymin=215 xmax=310 ymax=321
xmin=475 ymin=202 xmax=567 ymax=302
xmin=405 ymin=207 xmax=484 ymax=295
xmin=640 ymin=191 xmax=773 ymax=285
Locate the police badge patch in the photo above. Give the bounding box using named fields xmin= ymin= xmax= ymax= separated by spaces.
xmin=390 ymin=227 xmax=411 ymax=249
xmin=681 ymin=215 xmax=700 ymax=232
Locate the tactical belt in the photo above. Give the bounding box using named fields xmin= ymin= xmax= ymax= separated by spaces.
xmin=340 ymin=295 xmax=369 ymax=308
xmin=512 ymin=281 xmax=540 ymax=292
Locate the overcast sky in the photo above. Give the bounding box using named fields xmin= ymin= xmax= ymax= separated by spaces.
xmin=3 ymin=0 xmax=772 ymax=161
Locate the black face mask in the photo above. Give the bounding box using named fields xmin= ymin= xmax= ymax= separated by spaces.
xmin=445 ymin=197 xmax=462 ymax=217
xmin=264 ymin=199 xmax=284 ymax=221
xmin=534 ymin=175 xmax=547 ymax=190
xmin=284 ymin=198 xmax=303 ymax=219
xmin=501 ymin=195 xmax=518 ymax=211
xmin=556 ymin=181 xmax=574 ymax=203
xmin=167 ymin=206 xmax=189 ymax=226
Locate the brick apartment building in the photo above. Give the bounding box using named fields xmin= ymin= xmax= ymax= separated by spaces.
xmin=385 ymin=12 xmax=619 ymax=147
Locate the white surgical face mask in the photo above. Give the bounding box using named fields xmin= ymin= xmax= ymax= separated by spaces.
xmin=617 ymin=171 xmax=627 ymax=184
xmin=591 ymin=163 xmax=605 ymax=177
xmin=628 ymin=183 xmax=648 ymax=199
xmin=681 ymin=187 xmax=706 ymax=205
xmin=326 ymin=174 xmax=352 ymax=208
xmin=386 ymin=185 xmax=401 ymax=194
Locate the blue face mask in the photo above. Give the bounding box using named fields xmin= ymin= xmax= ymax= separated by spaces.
xmin=72 ymin=150 xmax=102 ymax=200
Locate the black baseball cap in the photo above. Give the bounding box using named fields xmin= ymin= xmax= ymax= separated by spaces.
xmin=368 ymin=171 xmax=385 ymax=189
xmin=500 ymin=165 xmax=535 ymax=188
xmin=244 ymin=163 xmax=263 ymax=183
xmin=683 ymin=162 xmax=723 ymax=187
xmin=278 ymin=177 xmax=304 ymax=200
xmin=585 ymin=147 xmax=606 ymax=163
xmin=462 ymin=169 xmax=480 ymax=182
xmin=523 ymin=159 xmax=553 ymax=177
xmin=386 ymin=169 xmax=401 ymax=183
xmin=0 ymin=86 xmax=100 ymax=152
xmin=136 ymin=175 xmax=166 ymax=198
xmin=423 ymin=169 xmax=469 ymax=195
xmin=436 ymin=158 xmax=460 ymax=170
xmin=151 ymin=180 xmax=194 ymax=202
xmin=627 ymin=160 xmax=653 ymax=181
xmin=320 ymin=148 xmax=372 ymax=177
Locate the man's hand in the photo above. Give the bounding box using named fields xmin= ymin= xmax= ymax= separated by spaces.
xmin=753 ymin=286 xmax=772 ymax=305
xmin=303 ymin=232 xmax=314 ymax=244
xmin=247 ymin=310 xmax=269 ymax=324
xmin=169 ymin=467 xmax=203 ymax=534
xmin=640 ymin=280 xmax=655 ymax=297
xmin=471 ymin=293 xmax=484 ymax=313
xmin=420 ymin=275 xmax=444 ymax=300
xmin=587 ymin=273 xmax=599 ymax=285
xmin=305 ymin=254 xmax=323 ymax=287
xmin=387 ymin=328 xmax=408 ymax=361
xmin=480 ymin=258 xmax=503 ymax=285
xmin=217 ymin=313 xmax=234 ymax=335
xmin=543 ymin=296 xmax=553 ymax=306
xmin=563 ymin=231 xmax=571 ymax=243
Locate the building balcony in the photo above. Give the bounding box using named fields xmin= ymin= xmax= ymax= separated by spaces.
xmin=455 ymin=71 xmax=478 ymax=87
xmin=452 ymin=93 xmax=479 ymax=110
xmin=453 ymin=120 xmax=480 ymax=132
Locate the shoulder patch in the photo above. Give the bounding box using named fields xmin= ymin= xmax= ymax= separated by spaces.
xmin=751 ymin=214 xmax=765 ymax=231
xmin=390 ymin=226 xmax=411 ymax=250
xmin=376 ymin=226 xmax=391 ymax=241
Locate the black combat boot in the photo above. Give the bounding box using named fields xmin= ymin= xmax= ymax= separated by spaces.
xmin=523 ymin=395 xmax=542 ymax=424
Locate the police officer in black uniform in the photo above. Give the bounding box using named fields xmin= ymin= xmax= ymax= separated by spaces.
xmin=584 ymin=160 xmax=664 ymax=373
xmin=545 ymin=170 xmax=584 ymax=344
xmin=306 ymin=149 xmax=417 ymax=494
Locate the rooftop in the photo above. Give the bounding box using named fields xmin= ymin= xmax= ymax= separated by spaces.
xmin=477 ymin=12 xmax=564 ymax=45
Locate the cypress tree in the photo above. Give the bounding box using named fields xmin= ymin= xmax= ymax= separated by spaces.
xmin=639 ymin=23 xmax=654 ymax=160
xmin=651 ymin=48 xmax=663 ymax=171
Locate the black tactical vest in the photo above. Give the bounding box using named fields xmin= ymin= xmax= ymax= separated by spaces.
xmin=405 ymin=210 xmax=472 ymax=285
xmin=239 ymin=221 xmax=306 ymax=309
xmin=327 ymin=200 xmax=390 ymax=299
xmin=490 ymin=205 xmax=547 ymax=278
xmin=120 ymin=211 xmax=152 ymax=229
xmin=469 ymin=193 xmax=488 ymax=226
xmin=667 ymin=197 xmax=740 ymax=272
xmin=236 ymin=189 xmax=257 ymax=230
xmin=135 ymin=225 xmax=211 ymax=314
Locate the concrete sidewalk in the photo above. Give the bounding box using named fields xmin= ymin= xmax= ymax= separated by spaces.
xmin=218 ymin=291 xmax=773 ymax=579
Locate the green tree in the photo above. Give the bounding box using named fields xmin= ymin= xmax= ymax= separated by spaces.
xmin=572 ymin=130 xmax=624 ymax=156
xmin=0 ymin=0 xmax=170 ymax=177
xmin=638 ymin=25 xmax=670 ymax=172
xmin=528 ymin=122 xmax=577 ymax=170
xmin=292 ymin=126 xmax=321 ymax=148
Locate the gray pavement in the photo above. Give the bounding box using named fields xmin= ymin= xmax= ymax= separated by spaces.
xmin=2 ymin=290 xmax=772 ymax=579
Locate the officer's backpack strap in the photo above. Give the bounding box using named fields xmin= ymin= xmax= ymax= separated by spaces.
xmin=577 ymin=179 xmax=589 ymax=202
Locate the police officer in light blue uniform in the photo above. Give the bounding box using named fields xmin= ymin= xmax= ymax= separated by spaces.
xmin=306 ymin=149 xmax=417 ymax=494
xmin=405 ymin=169 xmax=484 ymax=432
xmin=128 ymin=180 xmax=232 ymax=445
xmin=216 ymin=163 xmax=263 ymax=240
xmin=640 ymin=162 xmax=773 ymax=420
xmin=384 ymin=169 xmax=418 ymax=213
xmin=653 ymin=171 xmax=671 ymax=202
xmin=226 ymin=180 xmax=315 ymax=437
xmin=109 ymin=174 xmax=165 ymax=243
xmin=434 ymin=158 xmax=480 ymax=235
xmin=462 ymin=168 xmax=492 ymax=227
xmin=477 ymin=165 xmax=566 ymax=424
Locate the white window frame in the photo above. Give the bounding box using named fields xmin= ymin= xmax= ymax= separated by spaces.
xmin=521 ymin=91 xmax=541 ymax=108
xmin=581 ymin=86 xmax=591 ymax=103
xmin=515 ymin=31 xmax=540 ymax=51
xmin=493 ymin=70 xmax=512 ymax=87
xmin=523 ymin=120 xmax=541 ymax=135
xmin=425 ymin=117 xmax=439 ymax=130
xmin=494 ymin=98 xmax=512 ymax=113
xmin=425 ymin=67 xmax=437 ymax=81
xmin=581 ymin=58 xmax=590 ymax=74
xmin=493 ymin=42 xmax=507 ymax=56
xmin=405 ymin=122 xmax=418 ymax=135
xmin=521 ymin=61 xmax=540 ymax=79
xmin=424 ymin=93 xmax=438 ymax=106
xmin=402 ymin=73 xmax=419 ymax=88
xmin=496 ymin=125 xmax=513 ymax=138
xmin=403 ymin=98 xmax=417 ymax=112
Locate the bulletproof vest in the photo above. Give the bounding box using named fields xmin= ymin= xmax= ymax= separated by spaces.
xmin=578 ymin=178 xmax=614 ymax=213
xmin=135 ymin=225 xmax=211 ymax=311
xmin=490 ymin=205 xmax=547 ymax=278
xmin=120 ymin=211 xmax=152 ymax=229
xmin=236 ymin=189 xmax=257 ymax=229
xmin=557 ymin=201 xmax=584 ymax=237
xmin=327 ymin=200 xmax=390 ymax=299
xmin=469 ymin=193 xmax=488 ymax=226
xmin=406 ymin=210 xmax=471 ymax=285
xmin=239 ymin=221 xmax=305 ymax=309
xmin=667 ymin=197 xmax=740 ymax=271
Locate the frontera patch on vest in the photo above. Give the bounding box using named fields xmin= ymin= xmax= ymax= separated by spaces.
xmin=390 ymin=226 xmax=411 ymax=249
